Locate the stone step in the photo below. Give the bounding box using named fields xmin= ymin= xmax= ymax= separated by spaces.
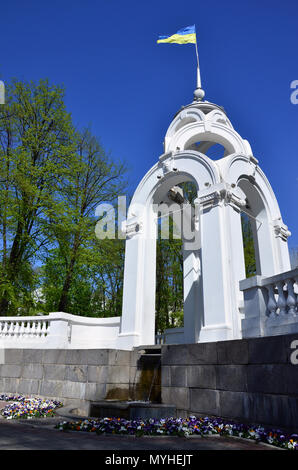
xmin=138 ymin=353 xmax=161 ymax=358
xmin=135 ymin=344 xmax=162 ymax=349
xmin=134 ymin=345 xmax=162 ymax=354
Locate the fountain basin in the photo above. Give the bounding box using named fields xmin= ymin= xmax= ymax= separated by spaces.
xmin=89 ymin=400 xmax=176 ymax=420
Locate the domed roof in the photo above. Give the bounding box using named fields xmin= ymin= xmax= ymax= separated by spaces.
xmin=173 ymin=98 xmax=227 ymax=120
xmin=163 ymin=86 xmax=244 ymax=156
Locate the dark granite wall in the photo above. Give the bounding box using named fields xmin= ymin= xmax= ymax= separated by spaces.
xmin=1 ymin=333 xmax=298 ymax=430
xmin=0 ymin=349 xmax=133 ymax=409
xmin=161 ymin=334 xmax=298 ymax=430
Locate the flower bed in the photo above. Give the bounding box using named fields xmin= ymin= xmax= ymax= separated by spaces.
xmin=56 ymin=416 xmax=298 ymax=450
xmin=1 ymin=394 xmax=297 ymax=450
xmin=0 ymin=394 xmax=63 ymax=420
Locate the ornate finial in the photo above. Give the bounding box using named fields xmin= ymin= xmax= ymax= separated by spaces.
xmin=193 ymin=87 xmax=205 ymax=101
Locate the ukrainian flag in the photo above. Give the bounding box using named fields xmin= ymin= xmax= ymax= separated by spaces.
xmin=157 ymin=25 xmax=196 ymax=45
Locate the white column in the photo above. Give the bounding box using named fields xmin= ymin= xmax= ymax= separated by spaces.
xmin=198 ymin=186 xmax=234 ymax=342
xmin=250 ymin=211 xmax=276 ymax=276
xmin=273 ymin=220 xmax=291 ymax=273
xmin=141 ymin=231 xmax=157 ymax=345
xmin=182 ymin=200 xmax=203 ymax=343
xmin=224 ymin=191 xmax=247 ymax=338
xmin=119 ymin=210 xmax=157 ymax=349
xmin=183 ymin=248 xmax=203 ymax=343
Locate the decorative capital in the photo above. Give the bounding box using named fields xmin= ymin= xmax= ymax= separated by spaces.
xmin=222 ymin=188 xmax=247 ymax=212
xmin=123 ymin=217 xmax=143 ymax=238
xmin=273 ymin=220 xmax=291 ymax=241
xmin=198 ymin=190 xmax=221 ymax=209
xmin=158 ymin=151 xmax=178 ymax=176
xmin=198 ymin=185 xmax=246 ymax=211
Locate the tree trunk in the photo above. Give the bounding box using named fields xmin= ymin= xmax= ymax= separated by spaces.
xmin=57 ymin=239 xmax=80 ymax=312
xmin=0 ymin=297 xmax=9 ymax=316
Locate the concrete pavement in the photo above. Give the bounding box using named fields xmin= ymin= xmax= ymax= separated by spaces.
xmin=0 ymin=417 xmax=277 ymax=450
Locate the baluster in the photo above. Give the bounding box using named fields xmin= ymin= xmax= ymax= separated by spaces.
xmin=267 ymin=284 xmax=277 ymax=316
xmin=19 ymin=321 xmax=25 ymax=336
xmin=8 ymin=322 xmax=14 ymax=336
xmin=41 ymin=321 xmax=47 ymax=336
xmin=14 ymin=322 xmax=20 ymax=336
xmin=36 ymin=321 xmax=42 ymax=336
xmin=277 ymin=281 xmax=287 ymax=315
xmin=286 ymin=278 xmax=297 ymax=316
xmin=2 ymin=322 xmax=9 ymax=335
xmin=25 ymin=321 xmax=31 ymax=336
xmin=32 ymin=321 xmax=37 ymax=336
xmin=31 ymin=321 xmax=36 ymax=336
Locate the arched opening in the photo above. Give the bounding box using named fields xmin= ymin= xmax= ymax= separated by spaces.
xmin=155 ymin=217 xmax=183 ymax=335
xmin=203 ymin=143 xmax=227 ymax=159
xmin=241 ymin=212 xmax=257 ymax=278
xmin=120 ymin=150 xmax=221 ymax=348
xmin=183 ymin=135 xmax=234 ymax=159
xmin=154 ymin=180 xmax=198 ymax=339
xmin=237 ymin=178 xmax=275 ymax=277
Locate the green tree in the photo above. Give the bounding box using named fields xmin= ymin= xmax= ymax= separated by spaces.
xmin=156 ymin=235 xmax=183 ymax=333
xmin=0 ymin=79 xmax=76 ymax=315
xmin=0 ymin=80 xmax=127 ymax=317
xmin=241 ymin=213 xmax=257 ymax=277
xmin=41 ymin=231 xmax=125 ymax=317
xmin=45 ymin=128 xmax=127 ymax=313
xmin=87 ymin=238 xmax=125 ymax=317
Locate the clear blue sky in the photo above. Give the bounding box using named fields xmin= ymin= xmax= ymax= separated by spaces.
xmin=1 ymin=0 xmax=298 ymax=248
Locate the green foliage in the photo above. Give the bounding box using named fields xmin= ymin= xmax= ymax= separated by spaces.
xmin=156 ymin=235 xmax=184 ymax=333
xmin=0 ymin=78 xmax=76 ymax=314
xmin=46 ymin=128 xmax=127 ymax=313
xmin=241 ymin=213 xmax=257 ymax=277
xmin=0 ymin=79 xmax=126 ymax=316
xmin=40 ymin=238 xmax=125 ymax=318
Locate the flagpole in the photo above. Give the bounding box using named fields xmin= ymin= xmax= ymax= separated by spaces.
xmin=193 ymin=26 xmax=205 ymax=101
xmin=194 ymin=29 xmax=201 ymax=89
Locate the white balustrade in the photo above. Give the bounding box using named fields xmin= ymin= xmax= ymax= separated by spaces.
xmin=240 ymin=268 xmax=298 ymax=338
xmin=0 ymin=312 xmax=121 ymax=349
xmin=157 ymin=327 xmax=185 ymax=345
xmin=265 ymin=276 xmax=297 ymax=318
xmin=155 ymin=333 xmax=165 ymax=345
xmin=0 ymin=318 xmax=50 ymax=339
xmin=267 ymin=284 xmax=277 ymax=316
xmin=286 ymin=278 xmax=297 ymax=316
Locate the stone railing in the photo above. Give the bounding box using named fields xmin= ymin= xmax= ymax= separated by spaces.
xmin=156 ymin=327 xmax=185 ymax=345
xmin=0 ymin=317 xmax=49 ymax=339
xmin=240 ymin=268 xmax=298 ymax=338
xmin=155 ymin=333 xmax=165 ymax=344
xmin=0 ymin=312 xmax=121 ymax=349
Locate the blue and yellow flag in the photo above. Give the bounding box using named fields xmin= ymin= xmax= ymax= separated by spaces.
xmin=157 ymin=25 xmax=196 ymax=45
